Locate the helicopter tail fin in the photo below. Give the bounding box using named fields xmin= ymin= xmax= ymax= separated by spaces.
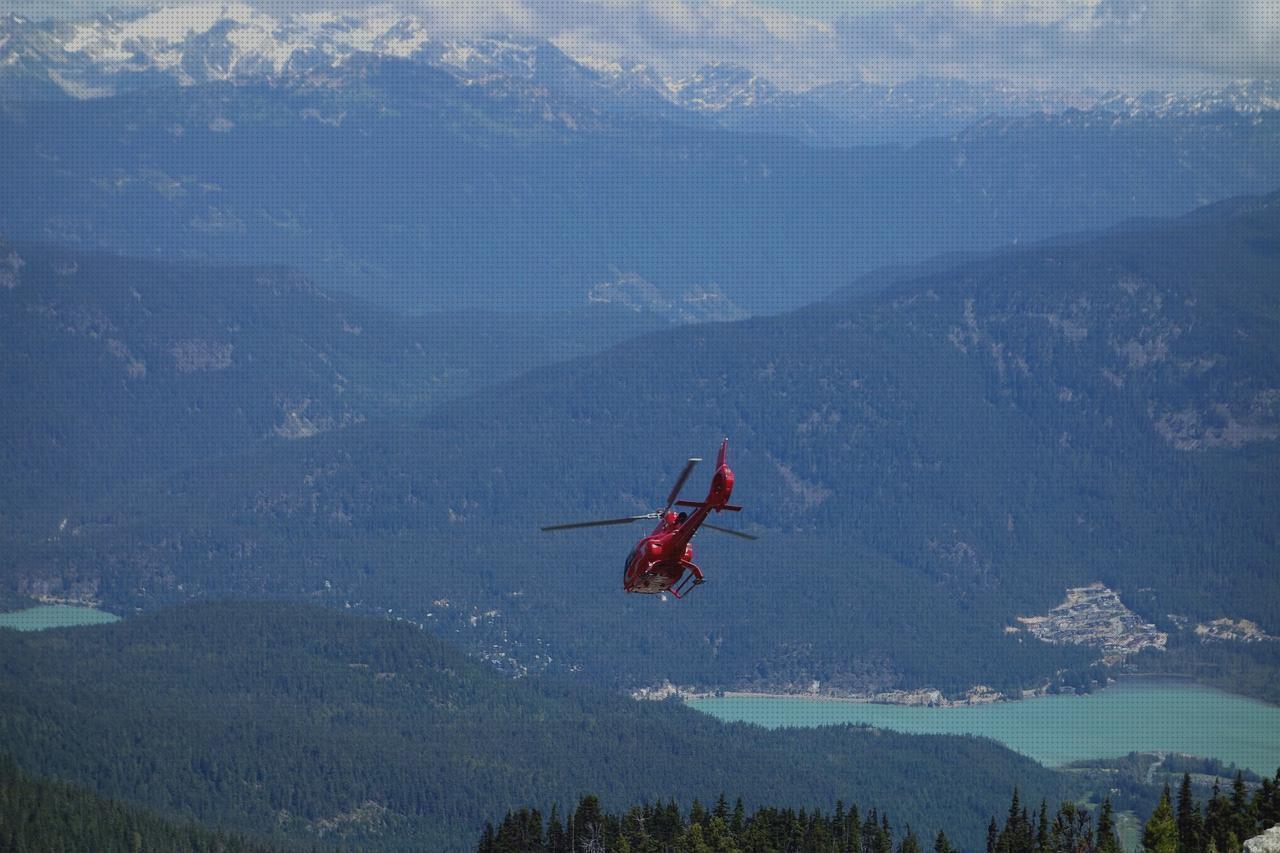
xmin=705 ymin=438 xmax=734 ymax=509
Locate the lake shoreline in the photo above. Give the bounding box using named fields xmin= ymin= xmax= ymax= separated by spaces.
xmin=646 ymin=672 xmax=1237 ymax=710
xmin=691 ymin=685 xmax=1031 ymax=708
xmin=0 ymin=603 xmax=120 ymax=632
xmin=634 ymin=681 xmax=1047 ymax=708
xmin=684 ymin=679 xmax=1280 ymax=773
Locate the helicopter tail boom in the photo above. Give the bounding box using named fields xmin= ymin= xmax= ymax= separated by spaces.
xmin=675 ymin=500 xmax=741 ymax=512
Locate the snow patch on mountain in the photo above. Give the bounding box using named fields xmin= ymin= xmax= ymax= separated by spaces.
xmin=0 ymin=7 xmax=1277 ymax=142
xmin=587 ymin=273 xmax=747 ymax=324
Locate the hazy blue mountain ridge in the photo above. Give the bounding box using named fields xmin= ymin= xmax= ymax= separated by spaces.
xmin=0 ymin=241 xmax=668 ymax=517
xmin=8 ymin=193 xmax=1276 ymax=699
xmin=3 ymin=20 xmax=1280 ymax=314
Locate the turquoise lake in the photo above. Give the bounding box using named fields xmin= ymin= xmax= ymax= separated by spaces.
xmin=0 ymin=604 xmax=120 ymax=631
xmin=688 ymin=679 xmax=1280 ymax=773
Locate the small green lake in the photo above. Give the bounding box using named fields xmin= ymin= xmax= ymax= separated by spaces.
xmin=688 ymin=679 xmax=1280 ymax=773
xmin=0 ymin=605 xmax=120 ymax=632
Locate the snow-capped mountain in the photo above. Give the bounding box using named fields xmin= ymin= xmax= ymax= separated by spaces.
xmin=2 ymin=6 xmax=1278 ymax=145
xmin=0 ymin=8 xmax=689 ymax=131
xmin=806 ymin=76 xmax=1280 ymax=143
xmin=663 ymin=63 xmax=781 ymax=112
xmin=1095 ymin=81 xmax=1280 ymax=118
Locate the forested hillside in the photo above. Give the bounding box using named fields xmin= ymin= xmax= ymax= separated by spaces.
xmin=0 ymin=757 xmax=291 ymax=852
xmin=0 ymin=602 xmax=1070 ymax=851
xmin=0 ymin=242 xmax=662 ymax=514
xmin=10 ymin=192 xmax=1275 ymax=699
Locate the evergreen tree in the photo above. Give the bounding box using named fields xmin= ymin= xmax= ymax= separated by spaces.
xmin=998 ymin=790 xmax=1034 ymax=853
xmin=574 ymin=795 xmax=606 ymax=852
xmin=1144 ymin=785 xmax=1179 ymax=853
xmin=740 ymin=819 xmax=772 ymax=853
xmin=477 ymin=822 xmax=497 ymax=853
xmin=705 ymin=815 xmax=738 ymax=853
xmin=1207 ymin=780 xmax=1233 ymax=853
xmin=866 ymin=809 xmax=883 ymax=853
xmin=935 ymin=830 xmax=956 ymax=853
xmin=1009 ymin=790 xmax=1024 ymax=834
xmin=844 ymin=804 xmax=862 ymax=853
xmin=1231 ymin=772 xmax=1255 ymax=848
xmin=1097 ymin=799 xmax=1121 ymax=853
xmin=1178 ymin=773 xmax=1205 ymax=853
xmin=1257 ymin=772 xmax=1280 ymax=828
xmin=809 ymin=809 xmax=835 ymax=852
xmin=655 ymin=799 xmax=684 ymax=846
xmin=788 ymin=813 xmax=807 ymax=852
xmin=548 ymin=804 xmax=568 ymax=853
xmin=899 ymin=826 xmax=922 ymax=853
xmin=683 ymin=822 xmax=714 ymax=853
xmin=878 ymin=813 xmax=894 ymax=853
xmin=1049 ymin=802 xmax=1092 ymax=853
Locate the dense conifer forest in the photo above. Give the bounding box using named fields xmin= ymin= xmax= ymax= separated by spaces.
xmin=0 ymin=757 xmax=292 ymax=852
xmin=0 ymin=602 xmax=1069 ymax=851
xmin=477 ymin=770 xmax=1280 ymax=853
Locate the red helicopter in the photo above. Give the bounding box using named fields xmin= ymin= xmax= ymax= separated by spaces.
xmin=541 ymin=439 xmax=755 ymax=599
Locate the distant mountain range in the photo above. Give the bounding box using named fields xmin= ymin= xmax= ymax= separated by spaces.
xmin=3 ymin=8 xmax=1278 ymax=146
xmin=7 ymin=191 xmax=1276 ymax=701
xmin=3 ymin=18 xmax=1278 ymax=315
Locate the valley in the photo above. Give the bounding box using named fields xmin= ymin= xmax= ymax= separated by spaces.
xmin=6 ymin=190 xmax=1276 ymax=708
xmin=1 ymin=5 xmax=1277 ymax=849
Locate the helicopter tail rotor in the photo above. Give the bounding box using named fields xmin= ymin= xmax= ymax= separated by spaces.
xmin=701 ymin=522 xmax=758 ymax=540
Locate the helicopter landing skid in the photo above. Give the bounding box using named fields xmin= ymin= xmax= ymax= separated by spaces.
xmin=669 ymin=563 xmax=705 ymax=599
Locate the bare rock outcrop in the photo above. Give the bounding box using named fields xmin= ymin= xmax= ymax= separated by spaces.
xmin=1244 ymin=826 xmax=1280 ymax=853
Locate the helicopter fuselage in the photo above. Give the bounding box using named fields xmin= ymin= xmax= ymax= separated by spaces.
xmin=623 ymin=459 xmax=734 ymax=597
xmin=540 ymin=438 xmax=747 ymax=600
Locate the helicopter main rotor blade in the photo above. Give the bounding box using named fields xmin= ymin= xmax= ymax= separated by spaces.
xmin=701 ymin=522 xmax=758 ymax=541
xmin=665 ymin=458 xmax=702 ymax=510
xmin=541 ymin=514 xmax=657 ymax=532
